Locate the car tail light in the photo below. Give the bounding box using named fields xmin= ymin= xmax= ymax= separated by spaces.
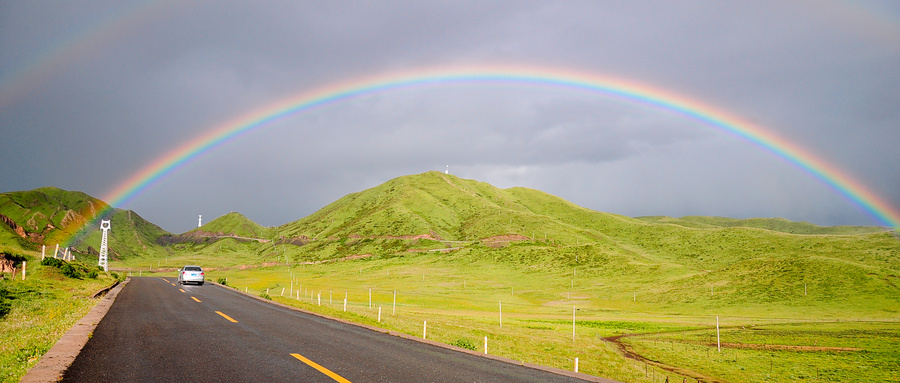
xmin=200 ymin=272 xmax=205 ymax=276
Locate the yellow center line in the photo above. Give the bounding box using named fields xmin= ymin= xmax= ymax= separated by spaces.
xmin=171 ymin=283 xmax=176 ymax=286
xmin=162 ymin=278 xmax=170 ymax=283
xmin=179 ymin=289 xmax=185 ymax=293
xmin=215 ymin=311 xmax=238 ymax=323
xmin=290 ymin=353 xmax=351 ymax=383
xmin=191 ymin=296 xmax=201 ymax=302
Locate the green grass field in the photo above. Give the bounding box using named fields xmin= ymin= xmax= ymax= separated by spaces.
xmin=0 ymin=250 xmax=120 ymax=382
xmin=135 ymin=241 xmax=899 ymax=383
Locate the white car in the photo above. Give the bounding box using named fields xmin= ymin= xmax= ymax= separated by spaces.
xmin=178 ymin=265 xmax=205 ymax=285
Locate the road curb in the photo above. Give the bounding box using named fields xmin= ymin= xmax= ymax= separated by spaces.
xmin=20 ymin=278 xmax=130 ymax=383
xmin=214 ymin=282 xmax=619 ymax=383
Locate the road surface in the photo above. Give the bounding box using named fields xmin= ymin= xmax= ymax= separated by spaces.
xmin=62 ymin=277 xmax=611 ymax=382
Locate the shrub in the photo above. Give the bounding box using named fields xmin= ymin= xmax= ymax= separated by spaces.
xmin=217 ymin=277 xmax=227 ymax=286
xmin=40 ymin=257 xmax=66 ymax=268
xmin=451 ymin=338 xmax=478 ymax=351
xmin=0 ymin=286 xmax=12 ymax=319
xmin=60 ymin=263 xmax=82 ymax=279
xmin=259 ymin=292 xmax=272 ymax=300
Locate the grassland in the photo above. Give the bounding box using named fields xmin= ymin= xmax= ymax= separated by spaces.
xmin=0 ymin=248 xmax=120 ymax=382
xmin=5 ymin=173 xmax=900 ymax=382
xmin=136 ymin=235 xmax=900 ymax=383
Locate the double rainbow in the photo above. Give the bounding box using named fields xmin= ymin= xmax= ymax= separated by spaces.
xmin=68 ymin=66 xmax=899 ymax=245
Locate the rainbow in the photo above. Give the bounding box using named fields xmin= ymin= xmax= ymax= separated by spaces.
xmin=67 ymin=65 xmax=900 ymax=245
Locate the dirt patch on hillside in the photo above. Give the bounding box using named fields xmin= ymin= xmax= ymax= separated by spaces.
xmin=605 ymin=334 xmax=725 ymax=383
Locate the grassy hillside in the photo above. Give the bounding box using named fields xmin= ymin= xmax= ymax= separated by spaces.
xmin=188 ymin=212 xmax=273 ymax=238
xmin=0 ymin=187 xmax=170 ymax=260
xmin=1 ymin=248 xmax=121 ymax=382
xmin=637 ymin=215 xmax=888 ymax=234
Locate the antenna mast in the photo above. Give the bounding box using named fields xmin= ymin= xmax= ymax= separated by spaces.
xmin=98 ymin=220 xmax=110 ymax=272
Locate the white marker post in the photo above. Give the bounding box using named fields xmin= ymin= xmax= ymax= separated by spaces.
xmin=716 ymin=316 xmax=721 ymax=352
xmin=575 ymin=357 xmax=579 ymax=373
xmin=484 ymin=336 xmax=488 ymax=354
xmin=423 ymin=320 xmax=427 ymax=339
xmin=318 ymin=293 xmax=321 ymax=306
xmin=343 ymin=298 xmax=347 ymax=312
xmin=378 ymin=307 xmax=382 ymax=322
xmin=573 ymin=306 xmax=576 ymax=341
xmin=22 ymin=261 xmax=26 ymax=281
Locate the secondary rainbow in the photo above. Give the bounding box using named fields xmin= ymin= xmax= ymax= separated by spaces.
xmin=69 ymin=66 xmax=900 ymax=245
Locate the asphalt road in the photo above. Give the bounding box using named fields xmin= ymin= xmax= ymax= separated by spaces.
xmin=62 ymin=277 xmax=607 ymax=382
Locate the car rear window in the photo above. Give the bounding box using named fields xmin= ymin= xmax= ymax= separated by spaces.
xmin=184 ymin=266 xmax=202 ymax=271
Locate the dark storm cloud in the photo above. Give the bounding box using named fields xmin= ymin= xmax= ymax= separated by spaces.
xmin=1 ymin=1 xmax=898 ymax=233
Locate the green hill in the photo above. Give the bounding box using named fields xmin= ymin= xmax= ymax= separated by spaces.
xmin=0 ymin=187 xmax=170 ymax=260
xmin=189 ymin=212 xmax=273 ymax=238
xmin=637 ymin=215 xmax=888 ymax=234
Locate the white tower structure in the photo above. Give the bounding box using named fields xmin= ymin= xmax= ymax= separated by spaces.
xmin=445 ymin=165 xmax=449 ymax=175
xmin=98 ymin=220 xmax=111 ymax=272
xmin=198 ymin=214 xmax=203 ymax=227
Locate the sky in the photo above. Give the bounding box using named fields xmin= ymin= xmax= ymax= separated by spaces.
xmin=1 ymin=1 xmax=899 ymax=234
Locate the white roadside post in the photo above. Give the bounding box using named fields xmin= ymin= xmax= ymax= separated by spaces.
xmin=22 ymin=261 xmax=26 ymax=280
xmin=423 ymin=320 xmax=427 ymax=339
xmin=575 ymin=357 xmax=579 ymax=373
xmin=484 ymin=337 xmax=488 ymax=354
xmin=717 ymin=316 xmax=721 ymax=352
xmin=573 ymin=306 xmax=576 ymax=341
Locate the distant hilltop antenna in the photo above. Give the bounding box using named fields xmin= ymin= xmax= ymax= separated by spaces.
xmin=98 ymin=220 xmax=110 ymax=272
xmin=198 ymin=214 xmax=202 ymax=227
xmin=445 ymin=165 xmax=449 ymax=175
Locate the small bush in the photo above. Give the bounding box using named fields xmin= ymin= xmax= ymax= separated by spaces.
xmin=110 ymin=272 xmax=119 ymax=280
xmin=451 ymin=338 xmax=478 ymax=351
xmin=40 ymin=257 xmax=66 ymax=268
xmin=0 ymin=286 xmax=13 ymax=319
xmin=259 ymin=292 xmax=272 ymax=300
xmin=217 ymin=277 xmax=227 ymax=285
xmin=60 ymin=263 xmax=82 ymax=279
